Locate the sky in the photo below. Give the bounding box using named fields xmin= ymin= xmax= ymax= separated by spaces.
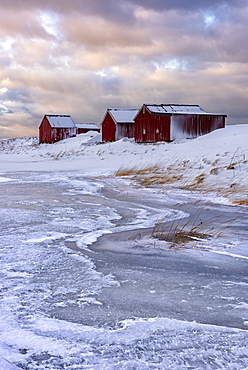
xmin=0 ymin=0 xmax=247 ymax=138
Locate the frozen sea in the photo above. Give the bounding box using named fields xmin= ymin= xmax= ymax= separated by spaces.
xmin=0 ymin=171 xmax=248 ymax=369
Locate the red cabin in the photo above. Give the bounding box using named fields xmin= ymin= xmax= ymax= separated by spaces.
xmin=101 ymin=108 xmax=139 ymax=142
xmin=134 ymin=104 xmax=226 ymax=142
xmin=39 ymin=115 xmax=76 ymax=144
xmin=76 ymin=123 xmax=100 ymax=135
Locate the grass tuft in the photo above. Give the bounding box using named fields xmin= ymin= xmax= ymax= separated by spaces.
xmin=115 ymin=164 xmax=161 ymax=177
xmin=232 ymin=199 xmax=248 ymax=206
xmin=151 ymin=202 xmax=238 ymax=250
xmin=115 ymin=162 xmax=188 ymax=188
xmin=210 ymin=167 xmax=219 ymax=175
xmin=114 ymin=151 xmax=248 ymax=201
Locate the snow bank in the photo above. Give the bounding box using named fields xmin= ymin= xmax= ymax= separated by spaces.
xmin=0 ymin=125 xmax=248 ymax=202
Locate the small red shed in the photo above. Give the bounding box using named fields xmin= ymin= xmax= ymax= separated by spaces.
xmin=39 ymin=115 xmax=76 ymax=144
xmin=134 ymin=104 xmax=226 ymax=142
xmin=101 ymin=108 xmax=139 ymax=142
xmin=76 ymin=123 xmax=100 ymax=135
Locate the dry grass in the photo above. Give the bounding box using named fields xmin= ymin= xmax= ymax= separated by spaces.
xmin=226 ymin=162 xmax=237 ymax=170
xmin=210 ymin=167 xmax=219 ymax=175
xmin=189 ymin=173 xmax=205 ymax=187
xmin=150 ymin=201 xmax=238 ymax=250
xmin=215 ymin=181 xmax=246 ymax=198
xmin=152 ymin=217 xmax=235 ymax=250
xmin=152 ymin=223 xmax=212 ymax=248
xmin=115 ymin=164 xmax=184 ymax=187
xmin=115 ymin=162 xmax=237 ymax=196
xmin=232 ymin=199 xmax=248 ymax=206
xmin=180 ymin=173 xmax=208 ymax=193
xmin=225 ymin=147 xmax=247 ymax=170
xmin=115 ymin=164 xmax=161 ymax=177
xmin=225 ymin=160 xmax=247 ymax=170
xmin=138 ymin=174 xmax=183 ymax=186
xmin=157 ymin=231 xmax=210 ymax=250
xmin=114 ymin=162 xmax=244 ymax=250
xmin=114 ymin=152 xmax=248 ymax=201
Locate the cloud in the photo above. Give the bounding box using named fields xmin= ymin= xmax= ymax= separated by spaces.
xmin=128 ymin=0 xmax=244 ymax=12
xmin=60 ymin=15 xmax=149 ymax=50
xmin=0 ymin=9 xmax=51 ymax=39
xmin=0 ymin=0 xmax=247 ymax=138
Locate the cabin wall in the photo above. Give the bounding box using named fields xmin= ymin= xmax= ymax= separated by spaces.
xmin=170 ymin=114 xmax=226 ymax=140
xmin=39 ymin=116 xmax=52 ymax=143
xmin=116 ymin=123 xmax=134 ymax=140
xmin=77 ymin=128 xmax=100 ymax=134
xmin=135 ymin=108 xmax=170 ymax=142
xmin=102 ymin=112 xmax=116 ymax=142
xmin=51 ymin=127 xmax=76 ymax=143
xmin=39 ymin=116 xmax=76 ymax=143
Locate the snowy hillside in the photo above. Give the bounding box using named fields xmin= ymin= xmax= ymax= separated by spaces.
xmin=0 ymin=125 xmax=248 ymax=204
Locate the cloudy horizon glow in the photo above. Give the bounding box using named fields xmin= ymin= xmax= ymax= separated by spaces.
xmin=0 ymin=0 xmax=247 ymax=138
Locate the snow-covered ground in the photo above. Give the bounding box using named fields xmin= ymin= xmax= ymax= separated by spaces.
xmin=0 ymin=125 xmax=248 ymax=203
xmin=0 ymin=125 xmax=248 ymax=369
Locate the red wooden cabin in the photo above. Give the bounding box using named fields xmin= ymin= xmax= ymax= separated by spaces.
xmin=76 ymin=123 xmax=100 ymax=135
xmin=101 ymin=108 xmax=139 ymax=142
xmin=39 ymin=115 xmax=76 ymax=144
xmin=134 ymin=104 xmax=226 ymax=142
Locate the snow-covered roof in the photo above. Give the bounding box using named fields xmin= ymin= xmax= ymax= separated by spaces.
xmin=46 ymin=115 xmax=76 ymax=128
xmin=108 ymin=109 xmax=139 ymax=123
xmin=76 ymin=123 xmax=100 ymax=130
xmin=145 ymin=104 xmax=206 ymax=114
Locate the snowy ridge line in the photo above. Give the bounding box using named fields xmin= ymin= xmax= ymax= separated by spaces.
xmin=0 ymin=136 xmax=39 ymax=154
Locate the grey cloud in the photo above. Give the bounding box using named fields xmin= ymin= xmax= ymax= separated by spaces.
xmin=0 ymin=104 xmax=13 ymax=115
xmin=128 ymin=0 xmax=245 ymax=12
xmin=0 ymin=0 xmax=135 ymax=25
xmin=0 ymin=0 xmax=244 ymax=13
xmin=4 ymin=88 xmax=33 ymax=104
xmin=0 ymin=53 xmax=12 ymax=68
xmin=0 ymin=9 xmax=53 ymax=39
xmin=61 ymin=14 xmax=150 ymax=49
xmin=100 ymin=74 xmax=121 ymax=95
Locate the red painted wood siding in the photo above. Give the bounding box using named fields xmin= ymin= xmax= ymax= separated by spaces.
xmin=39 ymin=116 xmax=52 ymax=143
xmin=102 ymin=112 xmax=116 ymax=142
xmin=51 ymin=127 xmax=76 ymax=143
xmin=39 ymin=116 xmax=76 ymax=144
xmin=135 ymin=108 xmax=171 ymax=142
xmin=135 ymin=107 xmax=226 ymax=142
